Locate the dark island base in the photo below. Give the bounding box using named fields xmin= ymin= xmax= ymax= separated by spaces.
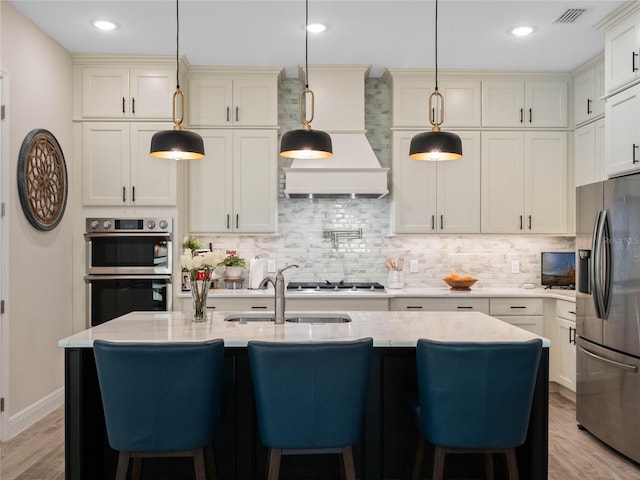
xmin=65 ymin=347 xmax=548 ymax=479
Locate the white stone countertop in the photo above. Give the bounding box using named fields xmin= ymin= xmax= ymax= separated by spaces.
xmin=177 ymin=286 xmax=576 ymax=302
xmin=58 ymin=310 xmax=550 ymax=349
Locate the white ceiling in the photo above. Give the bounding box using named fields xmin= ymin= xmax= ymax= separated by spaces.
xmin=8 ymin=0 xmax=626 ymax=78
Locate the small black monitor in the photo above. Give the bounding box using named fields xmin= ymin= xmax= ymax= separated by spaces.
xmin=541 ymin=252 xmax=575 ymax=289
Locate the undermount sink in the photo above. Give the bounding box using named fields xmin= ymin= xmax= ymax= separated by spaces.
xmin=224 ymin=313 xmax=352 ymax=324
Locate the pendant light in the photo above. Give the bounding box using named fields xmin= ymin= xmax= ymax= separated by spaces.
xmin=150 ymin=0 xmax=204 ymax=160
xmin=409 ymin=0 xmax=462 ymax=161
xmin=279 ymin=0 xmax=333 ymax=159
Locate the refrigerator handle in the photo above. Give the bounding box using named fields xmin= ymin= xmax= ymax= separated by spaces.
xmin=579 ymin=346 xmax=638 ymax=373
xmin=592 ymin=210 xmax=605 ymax=319
xmin=601 ymin=210 xmax=612 ymax=320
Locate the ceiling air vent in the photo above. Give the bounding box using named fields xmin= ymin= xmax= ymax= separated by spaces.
xmin=552 ymin=8 xmax=586 ymax=24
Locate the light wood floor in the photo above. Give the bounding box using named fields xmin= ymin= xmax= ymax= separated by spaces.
xmin=0 ymin=393 xmax=639 ymax=479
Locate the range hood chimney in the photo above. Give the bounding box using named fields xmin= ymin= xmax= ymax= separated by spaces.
xmin=284 ymin=65 xmax=389 ymax=199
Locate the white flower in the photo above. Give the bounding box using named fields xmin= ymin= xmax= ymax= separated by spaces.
xmin=203 ymin=249 xmax=226 ymax=268
xmin=192 ymin=255 xmax=204 ymax=269
xmin=180 ymin=254 xmax=194 ymax=271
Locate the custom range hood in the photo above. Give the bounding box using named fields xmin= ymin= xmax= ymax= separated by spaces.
xmin=284 ymin=65 xmax=389 ymax=199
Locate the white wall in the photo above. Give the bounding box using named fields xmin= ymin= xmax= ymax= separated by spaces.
xmin=1 ymin=1 xmax=73 ymax=436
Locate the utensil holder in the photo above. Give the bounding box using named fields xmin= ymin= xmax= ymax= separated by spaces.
xmin=387 ymin=270 xmax=404 ymax=289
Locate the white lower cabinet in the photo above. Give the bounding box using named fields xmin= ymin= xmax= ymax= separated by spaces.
xmin=554 ymin=299 xmax=577 ymax=392
xmin=489 ymin=298 xmax=544 ymax=335
xmin=389 ymin=297 xmax=489 ymax=313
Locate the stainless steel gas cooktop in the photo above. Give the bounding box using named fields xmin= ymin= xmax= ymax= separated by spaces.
xmin=287 ymin=281 xmax=385 ymax=292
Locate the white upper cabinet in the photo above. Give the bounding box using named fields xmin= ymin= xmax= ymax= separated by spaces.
xmin=77 ymin=64 xmax=175 ymax=119
xmin=481 ymin=131 xmax=568 ymax=233
xmin=573 ymin=59 xmax=605 ymax=126
xmin=392 ymin=130 xmax=481 ymax=234
xmin=384 ymin=70 xmax=481 ymax=128
xmin=82 ymin=122 xmax=177 ymax=206
xmin=602 ymin=7 xmax=640 ymax=94
xmin=481 ymin=79 xmax=568 ymax=128
xmin=575 ymin=119 xmax=606 ymax=187
xmin=187 ymin=68 xmax=281 ymax=127
xmin=605 ymin=83 xmax=640 ymax=177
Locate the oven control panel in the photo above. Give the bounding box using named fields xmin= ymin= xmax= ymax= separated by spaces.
xmin=85 ymin=217 xmax=172 ymax=233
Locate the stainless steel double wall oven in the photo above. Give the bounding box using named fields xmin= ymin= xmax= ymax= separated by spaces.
xmin=84 ymin=217 xmax=173 ymax=326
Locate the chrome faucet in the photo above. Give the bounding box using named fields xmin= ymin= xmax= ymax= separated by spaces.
xmin=259 ymin=264 xmax=299 ymax=324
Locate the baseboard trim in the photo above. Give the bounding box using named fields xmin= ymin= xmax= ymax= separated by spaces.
xmin=7 ymin=387 xmax=64 ymax=439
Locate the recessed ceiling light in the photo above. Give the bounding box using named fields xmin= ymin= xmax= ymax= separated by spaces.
xmin=93 ymin=20 xmax=118 ymax=31
xmin=307 ymin=23 xmax=327 ymax=33
xmin=511 ymin=26 xmax=533 ymax=37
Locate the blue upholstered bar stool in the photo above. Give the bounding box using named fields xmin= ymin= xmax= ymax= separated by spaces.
xmin=93 ymin=339 xmax=225 ymax=480
xmin=411 ymin=339 xmax=542 ymax=480
xmin=248 ymin=338 xmax=374 ymax=480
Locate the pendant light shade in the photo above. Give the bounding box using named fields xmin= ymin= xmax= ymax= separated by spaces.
xmin=410 ymin=0 xmax=462 ymax=162
xmin=150 ymin=0 xmax=204 ymax=160
xmin=279 ymin=0 xmax=332 ymax=159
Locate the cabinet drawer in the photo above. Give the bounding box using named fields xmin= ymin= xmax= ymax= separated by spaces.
xmin=555 ymin=299 xmax=576 ymax=320
xmin=389 ymin=298 xmax=489 ymax=313
xmin=286 ymin=298 xmax=389 ymax=311
xmin=490 ymin=298 xmax=543 ymax=316
xmin=206 ymin=297 xmax=273 ymax=311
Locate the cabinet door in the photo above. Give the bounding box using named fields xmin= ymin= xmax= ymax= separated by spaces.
xmin=606 ymin=84 xmax=640 ymax=177
xmin=392 ymin=80 xmax=431 ymax=128
xmin=232 ymin=76 xmax=278 ymax=127
xmin=232 ymin=130 xmax=277 ymax=232
xmin=557 ymin=318 xmax=577 ymax=391
xmin=525 ymin=80 xmax=568 ymax=128
xmin=574 ymin=123 xmax=596 ymax=188
xmin=81 ymin=67 xmax=129 ymax=118
xmin=437 ymin=131 xmax=481 ymax=233
xmin=525 ymin=132 xmax=567 ymax=233
xmin=188 ymin=76 xmax=234 ymax=126
xmin=481 ymin=132 xmax=525 ymax=233
xmin=129 ymin=67 xmax=174 ymax=119
xmin=594 ymin=62 xmax=606 ymax=117
xmin=495 ymin=316 xmax=544 ymax=336
xmin=82 ymin=122 xmax=129 ymax=205
xmin=391 ymin=131 xmax=438 ymax=233
xmin=129 ymin=123 xmax=177 ymax=205
xmin=435 ymin=79 xmax=482 ymax=127
xmin=481 ymin=80 xmax=525 ymax=127
xmin=574 ymin=69 xmax=596 ymax=126
xmin=188 ymin=130 xmax=233 ymax=232
xmin=604 ymin=13 xmax=640 ymax=94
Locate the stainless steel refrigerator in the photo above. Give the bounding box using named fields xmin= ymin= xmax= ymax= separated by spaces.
xmin=576 ymin=176 xmax=640 ymax=463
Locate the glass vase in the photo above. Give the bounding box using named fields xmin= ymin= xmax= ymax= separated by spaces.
xmin=190 ymin=271 xmax=212 ymax=322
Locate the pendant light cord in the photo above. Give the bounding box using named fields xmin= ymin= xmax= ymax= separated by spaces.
xmin=304 ymin=0 xmax=309 ymax=89
xmin=434 ymin=0 xmax=438 ymax=92
xmin=175 ymin=0 xmax=180 ymax=90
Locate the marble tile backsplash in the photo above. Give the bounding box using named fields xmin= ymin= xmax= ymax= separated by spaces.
xmin=195 ymin=197 xmax=574 ymax=289
xmin=191 ymin=76 xmax=575 ymax=289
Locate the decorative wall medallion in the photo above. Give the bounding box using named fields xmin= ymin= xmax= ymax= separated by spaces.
xmin=17 ymin=129 xmax=68 ymax=231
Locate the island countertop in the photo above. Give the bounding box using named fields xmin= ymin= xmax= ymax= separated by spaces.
xmin=58 ymin=310 xmax=549 ymax=348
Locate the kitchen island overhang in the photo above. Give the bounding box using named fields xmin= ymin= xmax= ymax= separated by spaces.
xmin=60 ymin=311 xmax=549 ymax=480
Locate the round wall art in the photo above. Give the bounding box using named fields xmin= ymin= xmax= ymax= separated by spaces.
xmin=17 ymin=129 xmax=68 ymax=231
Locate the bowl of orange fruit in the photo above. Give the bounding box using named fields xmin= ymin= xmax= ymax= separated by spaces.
xmin=443 ymin=272 xmax=477 ymax=291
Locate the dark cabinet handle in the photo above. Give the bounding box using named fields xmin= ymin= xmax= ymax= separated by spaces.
xmin=122 ymin=186 xmax=126 ymax=202
xmin=587 ymin=98 xmax=592 ymax=115
xmin=431 ymin=215 xmax=435 ymax=231
xmin=528 ymin=215 xmax=532 ymax=230
xmin=251 ymin=306 xmax=267 ymax=309
xmin=440 ymin=215 xmax=444 ymax=230
xmin=519 ymin=215 xmax=523 ymax=230
xmin=430 ymin=107 xmax=436 ymax=124
xmin=226 ymin=214 xmax=230 ymax=229
xmin=510 ymin=306 xmax=527 ymax=309
xmin=528 ymin=108 xmax=532 ymax=123
xmin=226 ymin=107 xmax=230 ymax=122
xmin=132 ymin=97 xmax=135 ymax=115
xmin=132 ymin=186 xmax=135 ymax=203
xmin=569 ymin=326 xmax=577 ymax=345
xmin=520 ymin=108 xmax=524 ymax=123
xmin=457 ymin=306 xmax=473 ymax=309
xmin=122 ymin=97 xmax=125 ymax=114
xmin=633 ymin=51 xmax=639 ymax=72
xmin=633 ymin=144 xmax=639 ymax=164
xmin=406 ymin=306 xmax=423 ymax=310
xmin=568 ymin=310 xmax=576 ymax=315
xmin=235 ymin=106 xmax=239 ymax=122
xmin=236 ymin=214 xmax=239 ymax=229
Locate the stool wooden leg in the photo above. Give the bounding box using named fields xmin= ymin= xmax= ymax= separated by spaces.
xmin=205 ymin=444 xmax=217 ymax=480
xmin=484 ymin=452 xmax=495 ymax=480
xmin=267 ymin=448 xmax=282 ymax=480
xmin=131 ymin=457 xmax=143 ymax=480
xmin=505 ymin=447 xmax=520 ymax=480
xmin=115 ymin=452 xmax=130 ymax=480
xmin=341 ymin=446 xmax=356 ymax=480
xmin=432 ymin=445 xmax=446 ymax=480
xmin=411 ymin=436 xmax=426 ymax=480
xmin=193 ymin=448 xmax=207 ymax=480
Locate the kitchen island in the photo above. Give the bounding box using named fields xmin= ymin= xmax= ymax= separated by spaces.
xmin=59 ymin=310 xmax=550 ymax=480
